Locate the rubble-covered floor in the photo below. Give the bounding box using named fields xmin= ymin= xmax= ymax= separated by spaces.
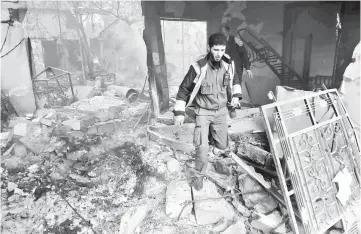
xmin=1 ymin=93 xmax=359 ymax=234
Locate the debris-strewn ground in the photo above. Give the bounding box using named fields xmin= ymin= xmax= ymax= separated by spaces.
xmin=1 ymin=88 xmax=358 ymax=234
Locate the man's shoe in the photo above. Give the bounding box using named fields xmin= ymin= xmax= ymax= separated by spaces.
xmin=229 ymin=109 xmax=237 ymax=119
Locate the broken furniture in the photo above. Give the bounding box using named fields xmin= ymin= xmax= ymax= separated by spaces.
xmin=32 ymin=66 xmax=75 ymax=107
xmin=260 ymin=89 xmax=360 ymax=234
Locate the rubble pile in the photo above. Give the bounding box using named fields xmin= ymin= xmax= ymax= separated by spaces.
xmin=1 ymin=90 xmax=353 ymax=234
xmin=0 ymin=94 xmax=175 ymax=234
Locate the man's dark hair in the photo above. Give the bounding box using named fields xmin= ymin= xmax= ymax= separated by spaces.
xmin=208 ymin=33 xmax=227 ymax=48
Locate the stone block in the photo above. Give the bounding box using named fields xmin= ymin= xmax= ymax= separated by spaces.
xmin=87 ymin=126 xmax=98 ymax=135
xmin=40 ymin=118 xmax=53 ymax=127
xmin=96 ymin=122 xmax=115 ymax=134
xmin=13 ymin=123 xmax=28 ymax=138
xmin=165 ymin=180 xmax=192 ymax=219
xmin=192 ymin=180 xmax=236 ymax=225
xmin=119 ymin=204 xmax=150 ymax=234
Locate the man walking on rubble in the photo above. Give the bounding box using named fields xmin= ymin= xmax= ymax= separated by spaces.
xmin=220 ymin=25 xmax=253 ymax=100
xmin=173 ymin=33 xmax=242 ymax=190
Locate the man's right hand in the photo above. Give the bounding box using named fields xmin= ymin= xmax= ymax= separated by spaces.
xmin=174 ymin=115 xmax=185 ymax=126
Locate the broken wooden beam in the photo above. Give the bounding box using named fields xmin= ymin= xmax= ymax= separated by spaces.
xmin=237 ymin=142 xmax=272 ymax=166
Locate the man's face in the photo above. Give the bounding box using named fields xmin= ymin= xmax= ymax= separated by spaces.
xmin=209 ymin=45 xmax=226 ymax=62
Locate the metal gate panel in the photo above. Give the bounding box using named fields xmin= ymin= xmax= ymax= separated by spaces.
xmin=260 ymin=89 xmax=360 ymax=234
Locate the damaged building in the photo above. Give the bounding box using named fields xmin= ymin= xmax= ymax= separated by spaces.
xmin=1 ymin=1 xmax=360 ymax=234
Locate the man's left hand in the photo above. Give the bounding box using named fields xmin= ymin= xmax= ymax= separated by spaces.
xmin=246 ymin=70 xmax=253 ymax=79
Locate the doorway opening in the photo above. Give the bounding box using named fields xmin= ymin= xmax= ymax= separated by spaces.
xmin=160 ymin=19 xmax=207 ymax=90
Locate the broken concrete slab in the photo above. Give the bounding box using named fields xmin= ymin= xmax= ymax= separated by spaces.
xmin=9 ymin=118 xmax=31 ymax=128
xmin=96 ymin=121 xmax=115 ymax=134
xmin=167 ymin=158 xmax=181 ymax=173
xmin=0 ymin=132 xmax=10 ymax=141
xmin=329 ymin=230 xmax=343 ymax=234
xmin=3 ymin=158 xmax=20 ymax=169
xmin=192 ymin=180 xmax=236 ymax=225
xmin=66 ymin=149 xmax=88 ymax=161
xmin=206 ymin=163 xmax=236 ymax=191
xmin=210 ymin=218 xmax=232 ymax=233
xmin=62 ymin=119 xmax=82 ymax=131
xmin=13 ymin=123 xmax=28 ymax=138
xmin=147 ymin=124 xmax=195 ymax=153
xmin=232 ymin=199 xmax=252 ymax=217
xmin=7 ymin=182 xmax=18 ymax=192
xmin=221 ymin=218 xmax=247 ymax=234
xmin=119 ymin=204 xmax=150 ymax=234
xmin=214 ymin=160 xmax=231 ymax=176
xmin=165 ymin=180 xmax=192 ymax=219
xmin=13 ymin=143 xmax=27 ymax=157
xmin=39 ymin=118 xmax=53 ymax=127
xmin=228 ymin=114 xmax=265 ymax=134
xmin=251 ymin=210 xmax=287 ymax=234
xmin=238 ymin=173 xmax=278 ymax=214
xmin=66 ymin=85 xmax=95 ymax=101
xmin=68 ymin=96 xmax=125 ymax=116
xmin=62 ymin=116 xmax=98 ymax=131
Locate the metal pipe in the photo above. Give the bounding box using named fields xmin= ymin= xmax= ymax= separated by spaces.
xmin=107 ymin=85 xmax=140 ymax=103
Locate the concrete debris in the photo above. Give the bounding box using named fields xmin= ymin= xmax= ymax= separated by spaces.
xmin=210 ymin=217 xmax=233 ymax=233
xmin=157 ymin=151 xmax=174 ymax=162
xmin=238 ymin=173 xmax=278 ymax=214
xmin=67 ymin=85 xmax=95 ymax=101
xmin=25 ymin=113 xmax=34 ymax=120
xmin=7 ymin=182 xmax=18 ymax=192
xmin=192 ymin=180 xmax=236 ymax=225
xmin=62 ymin=119 xmax=82 ymax=131
xmin=167 ymin=158 xmax=181 ymax=173
xmin=119 ymin=204 xmax=150 ymax=234
xmin=13 ymin=123 xmax=28 ymax=138
xmin=3 ymin=157 xmax=20 ymax=169
xmin=39 ymin=118 xmax=53 ymax=127
xmin=69 ymin=96 xmax=125 ymax=113
xmin=147 ymin=124 xmax=195 ymax=153
xmin=329 ymin=230 xmax=343 ymax=234
xmin=166 ymin=180 xmax=192 ymax=219
xmin=214 ymin=160 xmax=231 ymax=176
xmin=66 ymin=149 xmax=88 ymax=161
xmin=251 ymin=210 xmax=287 ymax=234
xmin=221 ymin=218 xmax=247 ymax=234
xmin=0 ymin=132 xmax=10 ymax=141
xmin=0 ymin=82 xmax=295 ymax=234
xmin=206 ymin=163 xmax=236 ymax=191
xmin=13 ymin=143 xmax=27 ymax=157
xmin=103 ymin=90 xmax=117 ymax=97
xmin=232 ymin=199 xmax=252 ymax=217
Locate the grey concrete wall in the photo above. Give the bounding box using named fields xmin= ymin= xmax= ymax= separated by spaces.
xmin=1 ymin=8 xmax=36 ymax=115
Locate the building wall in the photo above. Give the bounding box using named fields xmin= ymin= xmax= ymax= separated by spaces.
xmin=160 ymin=1 xmax=284 ymax=105
xmin=159 ymin=1 xmax=360 ymax=105
xmin=1 ymin=8 xmax=36 ymax=115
